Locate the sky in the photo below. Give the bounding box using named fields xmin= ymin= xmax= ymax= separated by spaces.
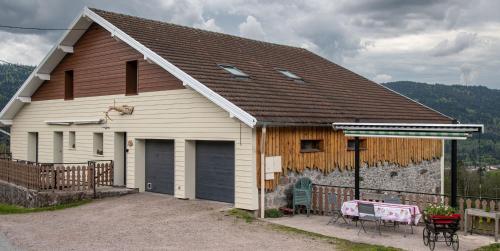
xmin=1 ymin=0 xmax=500 ymax=89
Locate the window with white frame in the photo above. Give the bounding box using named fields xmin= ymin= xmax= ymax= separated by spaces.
xmin=69 ymin=131 xmax=76 ymax=149
xmin=93 ymin=133 xmax=104 ymax=155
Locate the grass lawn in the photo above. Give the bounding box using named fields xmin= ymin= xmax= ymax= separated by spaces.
xmin=474 ymin=243 xmax=500 ymax=251
xmin=0 ymin=200 xmax=91 ymax=214
xmin=228 ymin=209 xmax=401 ymax=251
xmin=269 ymin=224 xmax=401 ymax=251
xmin=228 ymin=208 xmax=255 ymax=223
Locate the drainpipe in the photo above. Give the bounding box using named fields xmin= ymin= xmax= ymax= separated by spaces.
xmin=260 ymin=126 xmax=266 ymax=218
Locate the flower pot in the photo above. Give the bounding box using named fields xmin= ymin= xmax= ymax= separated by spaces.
xmin=430 ymin=214 xmax=461 ymax=224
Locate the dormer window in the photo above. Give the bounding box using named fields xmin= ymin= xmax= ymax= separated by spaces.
xmin=219 ymin=64 xmax=249 ymax=78
xmin=278 ymin=69 xmax=303 ymax=81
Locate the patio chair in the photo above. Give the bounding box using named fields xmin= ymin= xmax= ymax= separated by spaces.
xmin=383 ymin=195 xmax=402 ymax=230
xmin=292 ymin=177 xmax=312 ymax=216
xmin=357 ymin=203 xmax=382 ymax=235
xmin=383 ymin=195 xmax=401 ymax=204
xmin=383 ymin=195 xmax=414 ymax=234
xmin=326 ymin=193 xmax=348 ymax=225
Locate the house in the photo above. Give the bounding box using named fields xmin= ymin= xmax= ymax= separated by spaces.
xmin=0 ymin=8 xmax=464 ymax=211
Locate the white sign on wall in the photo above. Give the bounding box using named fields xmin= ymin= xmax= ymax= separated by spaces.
xmin=265 ymin=172 xmax=275 ymax=180
xmin=265 ymin=156 xmax=282 ymax=180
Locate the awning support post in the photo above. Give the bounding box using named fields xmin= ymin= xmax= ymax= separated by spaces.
xmin=354 ymin=136 xmax=360 ymax=200
xmin=451 ymin=139 xmax=458 ymax=208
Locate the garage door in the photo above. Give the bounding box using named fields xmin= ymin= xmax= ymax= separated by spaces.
xmin=196 ymin=141 xmax=235 ymax=203
xmin=145 ymin=140 xmax=174 ymax=194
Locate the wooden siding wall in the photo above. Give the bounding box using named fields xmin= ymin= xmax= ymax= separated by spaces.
xmin=257 ymin=127 xmax=442 ymax=190
xmin=32 ymin=23 xmax=183 ymax=101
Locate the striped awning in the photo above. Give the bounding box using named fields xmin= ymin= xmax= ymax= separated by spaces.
xmin=344 ymin=130 xmax=469 ymax=140
xmin=333 ymin=123 xmax=483 ymax=140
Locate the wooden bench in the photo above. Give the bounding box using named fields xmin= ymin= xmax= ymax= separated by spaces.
xmin=362 ymin=193 xmax=402 ymax=203
xmin=464 ymin=208 xmax=499 ymax=242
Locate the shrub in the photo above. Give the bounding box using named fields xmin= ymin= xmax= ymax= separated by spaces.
xmin=265 ymin=208 xmax=284 ymax=218
xmin=228 ymin=208 xmax=254 ymax=223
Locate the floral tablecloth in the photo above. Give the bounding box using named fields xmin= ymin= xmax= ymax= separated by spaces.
xmin=341 ymin=200 xmax=421 ymax=225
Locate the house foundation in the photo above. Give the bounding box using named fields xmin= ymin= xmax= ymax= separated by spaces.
xmin=265 ymin=159 xmax=441 ymax=209
xmin=0 ymin=180 xmax=138 ymax=208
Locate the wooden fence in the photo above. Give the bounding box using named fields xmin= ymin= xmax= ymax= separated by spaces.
xmin=0 ymin=158 xmax=113 ymax=192
xmin=94 ymin=162 xmax=114 ymax=187
xmin=311 ymin=184 xmax=500 ymax=228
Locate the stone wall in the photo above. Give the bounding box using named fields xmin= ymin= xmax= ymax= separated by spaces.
xmin=0 ymin=180 xmax=138 ymax=208
xmin=265 ymin=159 xmax=441 ymax=209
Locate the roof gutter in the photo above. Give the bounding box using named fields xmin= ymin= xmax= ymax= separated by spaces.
xmin=254 ymin=121 xmax=460 ymax=128
xmin=255 ymin=121 xmax=333 ymax=127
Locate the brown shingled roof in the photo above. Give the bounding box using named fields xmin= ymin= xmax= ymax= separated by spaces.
xmin=91 ymin=8 xmax=453 ymax=125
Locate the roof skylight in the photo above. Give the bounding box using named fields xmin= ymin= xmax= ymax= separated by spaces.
xmin=219 ymin=64 xmax=249 ymax=78
xmin=278 ymin=69 xmax=302 ymax=80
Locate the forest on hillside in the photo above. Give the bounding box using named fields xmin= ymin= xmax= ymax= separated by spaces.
xmin=384 ymin=81 xmax=500 ymax=166
xmin=0 ymin=63 xmax=34 ymax=151
xmin=0 ymin=63 xmax=33 ymax=108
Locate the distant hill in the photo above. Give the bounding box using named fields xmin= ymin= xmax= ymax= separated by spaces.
xmin=0 ymin=63 xmax=33 ymax=148
xmin=384 ymin=81 xmax=500 ymax=165
xmin=0 ymin=63 xmax=33 ymax=108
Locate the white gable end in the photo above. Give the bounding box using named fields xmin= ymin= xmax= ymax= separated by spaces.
xmin=0 ymin=7 xmax=257 ymax=128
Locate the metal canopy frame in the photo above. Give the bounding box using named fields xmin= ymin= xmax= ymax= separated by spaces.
xmin=332 ymin=122 xmax=484 ymax=208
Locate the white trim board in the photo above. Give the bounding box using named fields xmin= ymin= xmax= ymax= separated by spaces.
xmin=0 ymin=7 xmax=257 ymax=128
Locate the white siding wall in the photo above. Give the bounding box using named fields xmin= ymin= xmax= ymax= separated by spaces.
xmin=10 ymin=89 xmax=258 ymax=210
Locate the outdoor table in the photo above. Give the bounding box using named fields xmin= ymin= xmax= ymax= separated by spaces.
xmin=341 ymin=200 xmax=422 ymax=225
xmin=464 ymin=208 xmax=499 ymax=242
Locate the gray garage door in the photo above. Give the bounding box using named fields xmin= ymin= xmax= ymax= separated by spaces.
xmin=145 ymin=140 xmax=174 ymax=194
xmin=196 ymin=141 xmax=235 ymax=203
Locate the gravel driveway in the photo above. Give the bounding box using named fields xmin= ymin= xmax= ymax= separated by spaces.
xmin=0 ymin=193 xmax=335 ymax=251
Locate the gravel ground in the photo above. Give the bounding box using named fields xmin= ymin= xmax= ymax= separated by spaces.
xmin=0 ymin=193 xmax=335 ymax=251
xmin=0 ymin=232 xmax=19 ymax=251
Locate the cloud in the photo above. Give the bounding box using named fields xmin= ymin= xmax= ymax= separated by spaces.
xmin=430 ymin=32 xmax=477 ymax=57
xmin=460 ymin=63 xmax=478 ymax=85
xmin=341 ymin=0 xmax=473 ymax=34
xmin=0 ymin=31 xmax=50 ymax=66
xmin=1 ymin=0 xmax=500 ymax=89
xmin=290 ymin=14 xmax=365 ymax=62
xmin=194 ymin=18 xmax=222 ymax=32
xmin=372 ymin=74 xmax=393 ymax=83
xmin=238 ymin=15 xmax=266 ymax=40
